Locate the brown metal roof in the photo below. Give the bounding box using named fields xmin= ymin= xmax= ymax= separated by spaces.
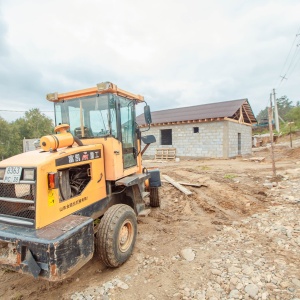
xmin=137 ymin=99 xmax=257 ymax=126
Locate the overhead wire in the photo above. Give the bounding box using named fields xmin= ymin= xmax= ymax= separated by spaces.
xmin=275 ymin=26 xmax=300 ymax=90
xmin=259 ymin=27 xmax=300 ymax=117
xmin=0 ymin=109 xmax=53 ymax=112
xmin=288 ymin=46 xmax=300 ymax=78
xmin=275 ymin=26 xmax=300 ymax=86
xmin=278 ymin=43 xmax=300 ymax=88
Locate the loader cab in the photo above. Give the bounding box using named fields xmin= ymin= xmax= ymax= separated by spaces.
xmin=54 ymin=93 xmax=138 ymax=169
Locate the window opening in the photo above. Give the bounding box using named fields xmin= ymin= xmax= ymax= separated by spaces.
xmin=161 ymin=129 xmax=172 ymax=145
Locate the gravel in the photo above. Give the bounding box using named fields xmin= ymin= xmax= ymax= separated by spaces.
xmin=70 ymin=168 xmax=300 ymax=300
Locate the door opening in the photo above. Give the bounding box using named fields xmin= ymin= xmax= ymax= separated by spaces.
xmin=238 ymin=133 xmax=241 ymax=155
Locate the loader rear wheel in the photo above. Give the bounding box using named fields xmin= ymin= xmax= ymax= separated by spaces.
xmin=149 ymin=187 xmax=160 ymax=207
xmin=95 ymin=204 xmax=137 ymax=267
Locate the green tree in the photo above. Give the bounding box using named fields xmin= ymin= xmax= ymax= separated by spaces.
xmin=0 ymin=117 xmax=11 ymax=159
xmin=285 ymin=106 xmax=300 ymax=126
xmin=276 ymin=96 xmax=294 ymax=120
xmin=256 ymin=107 xmax=268 ymax=123
xmin=256 ymin=95 xmax=294 ymax=123
xmin=0 ymin=117 xmax=22 ymax=159
xmin=0 ymin=109 xmax=53 ymax=159
xmin=13 ymin=108 xmax=53 ymax=139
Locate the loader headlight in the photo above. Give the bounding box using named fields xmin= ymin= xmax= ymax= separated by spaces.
xmin=46 ymin=92 xmax=58 ymax=101
xmin=23 ymin=169 xmax=35 ymax=181
xmin=0 ymin=168 xmax=5 ymax=180
xmin=97 ymin=82 xmax=112 ymax=91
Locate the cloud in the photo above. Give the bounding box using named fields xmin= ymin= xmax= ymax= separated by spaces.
xmin=0 ymin=0 xmax=300 ymax=122
xmin=0 ymin=10 xmax=8 ymax=57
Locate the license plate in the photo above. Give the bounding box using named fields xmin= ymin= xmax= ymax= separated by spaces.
xmin=4 ymin=167 xmax=22 ymax=183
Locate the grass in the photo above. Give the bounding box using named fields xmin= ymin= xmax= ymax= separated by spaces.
xmin=2 ymin=268 xmax=15 ymax=274
xmin=275 ymin=123 xmax=300 ymax=136
xmin=253 ymin=122 xmax=300 ymax=137
xmin=224 ymin=174 xmax=237 ymax=179
xmin=11 ymin=294 xmax=23 ymax=300
xmin=200 ymin=165 xmax=211 ymax=170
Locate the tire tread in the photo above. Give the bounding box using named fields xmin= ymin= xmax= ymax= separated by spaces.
xmin=95 ymin=204 xmax=136 ymax=267
xmin=149 ymin=187 xmax=160 ymax=207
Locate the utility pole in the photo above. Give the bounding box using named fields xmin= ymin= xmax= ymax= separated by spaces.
xmin=288 ymin=122 xmax=294 ymax=148
xmin=273 ymin=88 xmax=280 ymax=132
xmin=269 ymin=93 xmax=276 ymax=177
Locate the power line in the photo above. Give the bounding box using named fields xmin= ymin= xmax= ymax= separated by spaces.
xmin=277 ymin=30 xmax=300 ymax=80
xmin=288 ymin=47 xmax=300 ymax=78
xmin=259 ymin=27 xmax=300 ymax=115
xmin=275 ymin=26 xmax=300 ymax=89
xmin=0 ymin=110 xmax=53 ymax=113
xmin=278 ymin=43 xmax=300 ymax=88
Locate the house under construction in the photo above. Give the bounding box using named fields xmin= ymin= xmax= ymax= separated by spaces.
xmin=137 ymin=99 xmax=257 ymax=159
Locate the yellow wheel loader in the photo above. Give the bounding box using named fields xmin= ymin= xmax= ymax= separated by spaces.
xmin=0 ymin=82 xmax=161 ymax=281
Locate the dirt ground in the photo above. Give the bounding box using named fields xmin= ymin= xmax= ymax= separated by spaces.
xmin=0 ymin=139 xmax=300 ymax=300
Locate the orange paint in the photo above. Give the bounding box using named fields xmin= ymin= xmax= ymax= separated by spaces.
xmin=40 ymin=133 xmax=74 ymax=152
xmin=47 ymin=82 xmax=144 ymax=102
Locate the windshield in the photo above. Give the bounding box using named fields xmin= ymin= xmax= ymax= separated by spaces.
xmin=54 ymin=94 xmax=117 ymax=138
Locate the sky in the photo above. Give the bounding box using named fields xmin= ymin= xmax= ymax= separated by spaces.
xmin=0 ymin=0 xmax=299 ymax=123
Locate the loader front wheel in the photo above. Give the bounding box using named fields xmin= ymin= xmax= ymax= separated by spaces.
xmin=95 ymin=204 xmax=137 ymax=267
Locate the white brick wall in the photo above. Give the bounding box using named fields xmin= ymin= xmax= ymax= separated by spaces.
xmin=228 ymin=122 xmax=252 ymax=157
xmin=141 ymin=120 xmax=252 ymax=158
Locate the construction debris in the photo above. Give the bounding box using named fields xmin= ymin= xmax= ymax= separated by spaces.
xmin=138 ymin=209 xmax=151 ymax=217
xmin=249 ymin=157 xmax=265 ymax=162
xmin=162 ymin=175 xmax=193 ymax=195
xmin=161 ymin=179 xmax=207 ymax=188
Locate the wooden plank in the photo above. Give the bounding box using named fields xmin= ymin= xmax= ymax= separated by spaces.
xmin=161 ymin=179 xmax=207 ymax=188
xmin=242 ymin=103 xmax=252 ymax=124
xmin=224 ymin=117 xmax=252 ymax=127
xmin=239 ymin=106 xmax=244 ymax=123
xmin=249 ymin=157 xmax=265 ymax=162
xmin=162 ymin=175 xmax=193 ymax=195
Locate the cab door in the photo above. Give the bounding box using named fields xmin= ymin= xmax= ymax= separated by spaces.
xmin=119 ymin=97 xmax=137 ymax=169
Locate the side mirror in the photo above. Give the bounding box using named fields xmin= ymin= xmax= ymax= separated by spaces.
xmin=141 ymin=135 xmax=156 ymax=144
xmin=144 ymin=105 xmax=152 ymax=124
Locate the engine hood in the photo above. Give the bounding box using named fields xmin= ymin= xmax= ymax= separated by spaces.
xmin=0 ymin=145 xmax=100 ymax=168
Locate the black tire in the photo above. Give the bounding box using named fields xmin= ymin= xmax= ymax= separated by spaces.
xmin=95 ymin=204 xmax=137 ymax=267
xmin=149 ymin=187 xmax=160 ymax=207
